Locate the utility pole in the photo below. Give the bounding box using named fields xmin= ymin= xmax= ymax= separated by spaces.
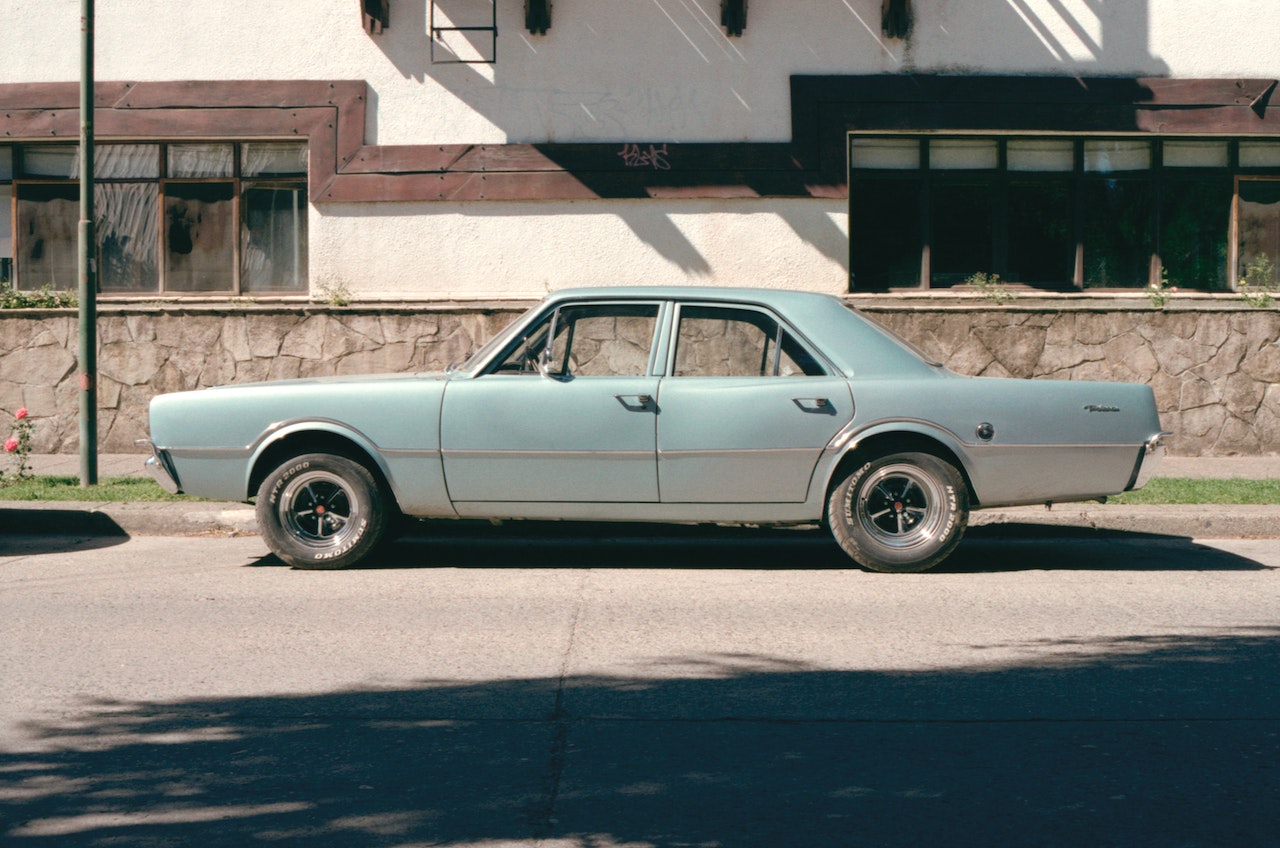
xmin=78 ymin=0 xmax=97 ymax=486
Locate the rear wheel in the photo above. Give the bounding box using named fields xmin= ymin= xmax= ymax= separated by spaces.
xmin=255 ymin=453 xmax=388 ymax=570
xmin=827 ymin=451 xmax=969 ymax=573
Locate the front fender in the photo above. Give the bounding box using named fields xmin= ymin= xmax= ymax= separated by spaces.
xmin=246 ymin=418 xmax=391 ymax=494
xmin=246 ymin=419 xmax=455 ymax=517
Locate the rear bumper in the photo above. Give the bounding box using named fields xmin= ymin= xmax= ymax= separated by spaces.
xmin=1128 ymin=431 xmax=1172 ymax=491
xmin=138 ymin=439 xmax=182 ymax=494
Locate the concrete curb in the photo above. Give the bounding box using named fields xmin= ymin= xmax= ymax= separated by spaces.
xmin=2 ymin=500 xmax=1277 ymax=540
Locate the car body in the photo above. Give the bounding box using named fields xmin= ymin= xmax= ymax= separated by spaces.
xmin=145 ymin=287 xmax=1169 ymax=571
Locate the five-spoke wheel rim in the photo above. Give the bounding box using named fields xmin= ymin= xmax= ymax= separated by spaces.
xmin=277 ymin=470 xmax=362 ymax=551
xmin=853 ymin=462 xmax=949 ymax=550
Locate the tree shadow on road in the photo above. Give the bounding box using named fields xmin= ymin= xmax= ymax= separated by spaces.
xmin=4 ymin=630 xmax=1278 ymax=847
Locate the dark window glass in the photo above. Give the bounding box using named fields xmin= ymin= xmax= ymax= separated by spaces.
xmin=1161 ymin=178 xmax=1231 ymax=290
xmin=1008 ymin=180 xmax=1074 ymax=286
xmin=931 ymin=182 xmax=993 ymax=286
xmin=1082 ymin=179 xmax=1154 ymax=287
xmin=850 ymin=178 xmax=921 ymax=290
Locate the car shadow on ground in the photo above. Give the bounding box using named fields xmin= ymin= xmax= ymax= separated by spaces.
xmin=5 ymin=631 xmax=1279 ymax=847
xmin=247 ymin=520 xmax=1271 ymax=572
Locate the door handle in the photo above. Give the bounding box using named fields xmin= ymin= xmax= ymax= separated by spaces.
xmin=793 ymin=397 xmax=835 ymax=414
xmin=615 ymin=394 xmax=655 ymax=411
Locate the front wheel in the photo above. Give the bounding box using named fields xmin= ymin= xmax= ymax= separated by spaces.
xmin=255 ymin=453 xmax=389 ymax=570
xmin=827 ymin=451 xmax=969 ymax=573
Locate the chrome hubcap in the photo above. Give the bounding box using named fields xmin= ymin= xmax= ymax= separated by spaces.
xmin=278 ymin=470 xmax=361 ymax=550
xmin=854 ymin=464 xmax=948 ymax=550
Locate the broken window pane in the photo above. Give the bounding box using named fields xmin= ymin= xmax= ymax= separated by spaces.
xmin=168 ymin=144 xmax=234 ymax=179
xmin=16 ymin=183 xmax=78 ymax=290
xmin=165 ymin=182 xmax=235 ymax=292
xmin=98 ymin=183 xmax=159 ymax=292
xmin=241 ymin=185 xmax=308 ymax=292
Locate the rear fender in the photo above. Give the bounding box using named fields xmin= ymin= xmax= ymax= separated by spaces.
xmin=817 ymin=419 xmax=978 ymax=504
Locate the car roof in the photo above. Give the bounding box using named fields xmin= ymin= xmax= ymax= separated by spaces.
xmin=540 ymin=286 xmax=939 ymax=378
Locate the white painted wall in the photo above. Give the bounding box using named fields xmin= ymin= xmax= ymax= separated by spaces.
xmin=311 ymin=199 xmax=850 ymax=299
xmin=7 ymin=1 xmax=1280 ymax=297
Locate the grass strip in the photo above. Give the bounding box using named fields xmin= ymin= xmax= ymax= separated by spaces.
xmin=0 ymin=476 xmax=191 ymax=502
xmin=1108 ymin=477 xmax=1280 ymax=505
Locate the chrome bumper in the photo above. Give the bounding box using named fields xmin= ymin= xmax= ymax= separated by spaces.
xmin=1129 ymin=431 xmax=1172 ymax=491
xmin=138 ymin=439 xmax=182 ymax=494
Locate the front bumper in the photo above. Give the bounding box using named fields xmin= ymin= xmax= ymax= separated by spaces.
xmin=1128 ymin=431 xmax=1172 ymax=491
xmin=138 ymin=439 xmax=182 ymax=494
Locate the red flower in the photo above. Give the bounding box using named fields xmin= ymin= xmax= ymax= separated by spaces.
xmin=15 ymin=408 xmax=28 ymax=421
xmin=4 ymin=437 xmax=18 ymax=453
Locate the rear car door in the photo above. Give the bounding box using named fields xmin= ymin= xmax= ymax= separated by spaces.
xmin=656 ymin=303 xmax=852 ymax=503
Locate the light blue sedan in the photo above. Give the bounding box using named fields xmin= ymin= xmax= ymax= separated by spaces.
xmin=145 ymin=287 xmax=1168 ymax=572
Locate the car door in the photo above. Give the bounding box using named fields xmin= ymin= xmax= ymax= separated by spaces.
xmin=656 ymin=303 xmax=852 ymax=503
xmin=440 ymin=301 xmax=662 ymax=503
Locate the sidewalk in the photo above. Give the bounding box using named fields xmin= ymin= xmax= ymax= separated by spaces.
xmin=2 ymin=454 xmax=1279 ymax=540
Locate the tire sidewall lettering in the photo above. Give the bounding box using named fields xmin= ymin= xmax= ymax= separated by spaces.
xmin=268 ymin=460 xmax=311 ymax=506
xmin=313 ymin=518 xmax=368 ymax=561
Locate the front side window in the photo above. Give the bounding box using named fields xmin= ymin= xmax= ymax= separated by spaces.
xmin=492 ymin=304 xmax=659 ymax=377
xmin=1 ymin=141 xmax=307 ymax=297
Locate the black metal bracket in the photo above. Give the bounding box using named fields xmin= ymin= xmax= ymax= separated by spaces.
xmin=361 ymin=0 xmax=389 ymax=34
xmin=721 ymin=0 xmax=747 ymax=37
xmin=882 ymin=0 xmax=911 ymax=40
xmin=526 ymin=0 xmax=551 ymax=35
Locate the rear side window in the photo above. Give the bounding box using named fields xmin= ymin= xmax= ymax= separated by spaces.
xmin=672 ymin=305 xmax=825 ymax=377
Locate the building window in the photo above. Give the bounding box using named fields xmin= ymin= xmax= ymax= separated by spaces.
xmin=849 ymin=134 xmax=1273 ymax=293
xmin=0 ymin=141 xmax=307 ymax=297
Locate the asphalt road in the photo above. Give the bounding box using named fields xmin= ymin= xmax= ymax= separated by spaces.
xmin=2 ymin=530 xmax=1279 ymax=847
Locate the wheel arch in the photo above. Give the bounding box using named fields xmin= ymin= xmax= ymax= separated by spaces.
xmin=825 ymin=427 xmax=979 ymax=509
xmin=247 ymin=424 xmax=401 ymax=514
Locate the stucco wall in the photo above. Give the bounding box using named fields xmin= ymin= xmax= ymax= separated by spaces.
xmin=9 ymin=3 xmax=1280 ymax=299
xmin=2 ymin=303 xmax=1276 ymax=458
xmin=10 ymin=1 xmax=1279 ymax=144
xmin=311 ymin=199 xmax=851 ymax=299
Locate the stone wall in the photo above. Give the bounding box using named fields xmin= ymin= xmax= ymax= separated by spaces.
xmin=865 ymin=305 xmax=1280 ymax=457
xmin=1 ymin=302 xmax=1278 ymax=456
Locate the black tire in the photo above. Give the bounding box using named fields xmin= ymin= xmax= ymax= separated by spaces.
xmin=255 ymin=453 xmax=388 ymax=570
xmin=827 ymin=451 xmax=969 ymax=573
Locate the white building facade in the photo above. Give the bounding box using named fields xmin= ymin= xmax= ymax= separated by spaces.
xmin=4 ymin=0 xmax=1280 ymax=301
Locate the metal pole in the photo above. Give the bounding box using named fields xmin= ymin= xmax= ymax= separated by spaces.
xmin=78 ymin=0 xmax=97 ymax=486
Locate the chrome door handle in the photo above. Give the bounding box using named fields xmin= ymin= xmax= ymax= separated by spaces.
xmin=793 ymin=397 xmax=834 ymax=414
xmin=615 ymin=394 xmax=655 ymax=411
